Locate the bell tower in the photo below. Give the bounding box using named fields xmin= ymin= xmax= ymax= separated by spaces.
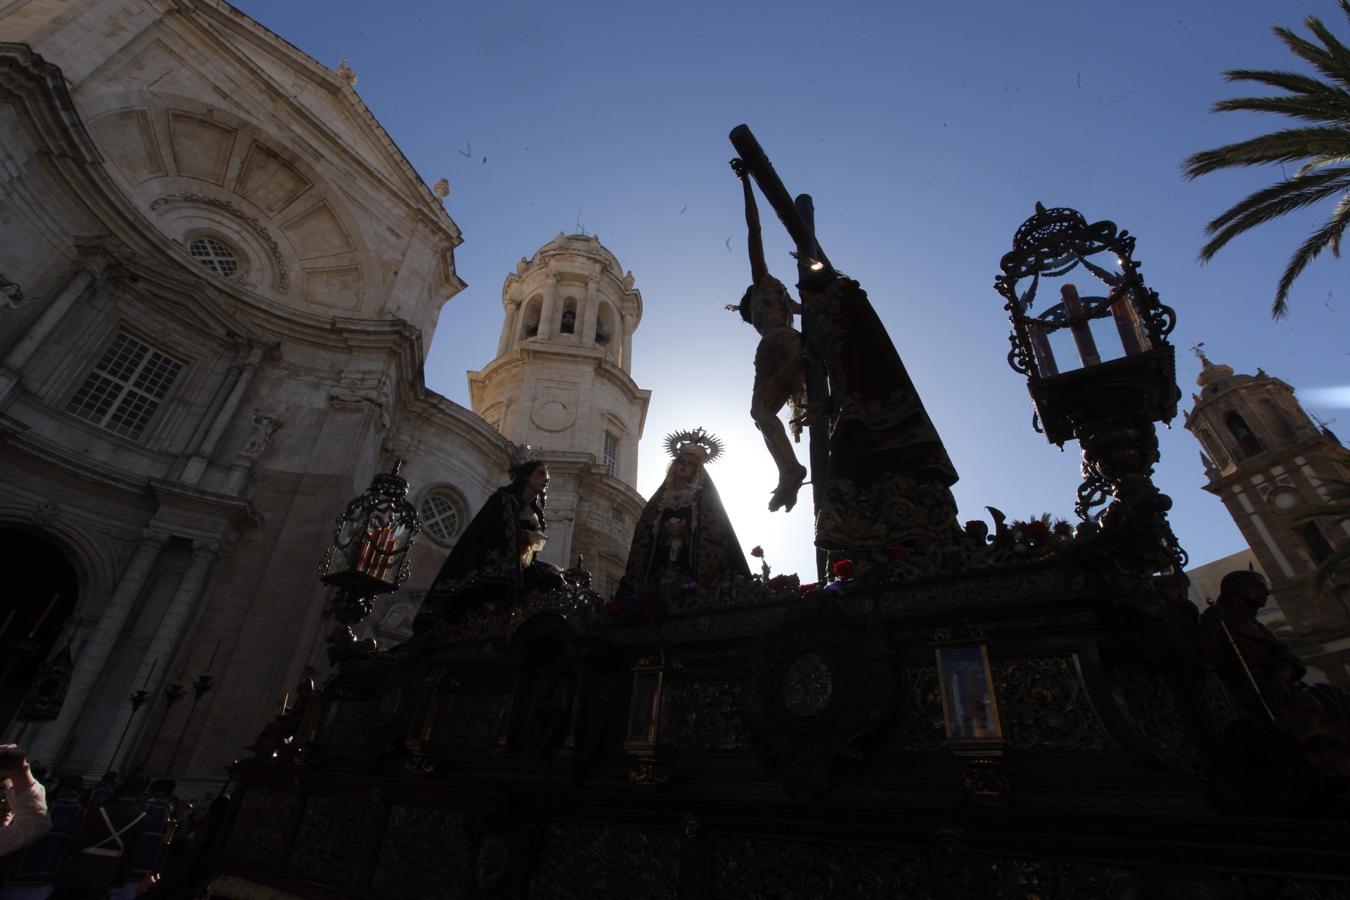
xmin=468 ymin=233 xmax=651 ymax=596
xmin=1184 ymin=347 xmax=1350 ymax=683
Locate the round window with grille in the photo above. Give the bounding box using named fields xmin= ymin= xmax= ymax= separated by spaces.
xmin=419 ymin=491 xmax=462 ymax=546
xmin=188 ymin=236 xmax=240 ymax=278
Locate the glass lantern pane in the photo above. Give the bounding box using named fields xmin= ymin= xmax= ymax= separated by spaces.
xmin=937 ymin=645 xmax=1001 ymax=740
xmin=626 ymin=671 xmax=660 ymax=745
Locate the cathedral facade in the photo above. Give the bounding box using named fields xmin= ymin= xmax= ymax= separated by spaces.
xmin=0 ymin=1 xmax=646 ymax=781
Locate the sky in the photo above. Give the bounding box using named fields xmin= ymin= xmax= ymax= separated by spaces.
xmin=236 ymin=0 xmax=1348 ymax=581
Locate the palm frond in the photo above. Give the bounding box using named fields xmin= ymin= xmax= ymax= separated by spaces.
xmin=1296 ymin=153 xmax=1350 ymax=175
xmin=1215 ymin=95 xmax=1350 ymax=126
xmin=1272 ymin=192 xmax=1350 ymax=316
xmin=1187 ymin=6 xmax=1350 ymax=315
xmin=1195 ymin=166 xmax=1350 ymax=254
xmin=1302 ymin=13 xmax=1350 ymax=77
xmin=1222 ymin=67 xmax=1350 ymax=101
xmin=1183 ymin=128 xmax=1350 ymax=178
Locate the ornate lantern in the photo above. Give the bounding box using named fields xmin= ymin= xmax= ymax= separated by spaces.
xmin=319 ymin=459 xmax=420 ymax=659
xmin=994 ymin=204 xmax=1185 ymax=574
xmin=624 ymin=651 xmax=672 ymax=784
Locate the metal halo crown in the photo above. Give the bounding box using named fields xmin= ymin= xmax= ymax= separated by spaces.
xmin=664 ymin=427 xmax=723 ymax=464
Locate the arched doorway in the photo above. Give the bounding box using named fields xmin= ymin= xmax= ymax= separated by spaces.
xmin=0 ymin=528 xmax=80 ymax=735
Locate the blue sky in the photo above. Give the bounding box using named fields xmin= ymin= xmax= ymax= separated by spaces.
xmin=236 ymin=0 xmax=1348 ymax=580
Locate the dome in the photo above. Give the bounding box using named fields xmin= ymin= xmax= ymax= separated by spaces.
xmin=533 ymin=232 xmax=625 ymax=278
xmin=1195 ymin=349 xmax=1255 ymax=397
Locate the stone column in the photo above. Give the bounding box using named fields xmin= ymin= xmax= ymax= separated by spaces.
xmin=0 ymin=268 xmax=96 ymax=409
xmin=581 ymin=276 xmax=600 ymax=347
xmin=25 ymin=531 xmax=169 ymax=765
xmin=181 ymin=347 xmax=264 ymax=485
xmin=91 ymin=542 xmax=218 ymax=774
xmin=498 ymin=296 xmax=521 ymax=356
xmin=537 ymin=275 xmax=558 ymax=341
xmin=620 ymin=312 xmax=633 ymax=372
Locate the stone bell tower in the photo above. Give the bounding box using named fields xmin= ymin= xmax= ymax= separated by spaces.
xmin=1183 ymin=348 xmax=1350 ymax=683
xmin=468 ymin=233 xmax=651 ymax=596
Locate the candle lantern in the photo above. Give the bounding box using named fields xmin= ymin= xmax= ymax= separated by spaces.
xmin=993 ymin=204 xmax=1186 ymax=575
xmin=319 ymin=459 xmax=421 ymax=660
xmin=624 ymin=651 xmax=672 ymax=784
xmin=934 ymin=641 xmax=1007 ymax=799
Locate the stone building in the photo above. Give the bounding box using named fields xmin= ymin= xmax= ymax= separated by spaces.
xmin=1183 ymin=350 xmax=1350 ymax=683
xmin=0 ymin=1 xmax=648 ymax=782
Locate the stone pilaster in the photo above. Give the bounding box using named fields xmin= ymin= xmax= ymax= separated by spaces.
xmin=25 ymin=530 xmax=169 ymax=765
xmin=92 ymin=542 xmax=218 ymax=774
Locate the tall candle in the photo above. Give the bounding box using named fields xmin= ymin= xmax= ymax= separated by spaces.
xmin=27 ymin=593 xmax=58 ymax=638
xmin=142 ymin=658 xmax=159 ymax=689
xmin=1026 ymin=320 xmax=1058 ymax=377
xmin=1060 ymin=284 xmax=1101 ymax=367
xmin=0 ymin=608 xmax=14 ymax=640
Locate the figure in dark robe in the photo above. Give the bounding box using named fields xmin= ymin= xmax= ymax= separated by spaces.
xmin=1199 ymin=570 xmax=1350 ymax=779
xmin=618 ymin=428 xmax=751 ymax=599
xmin=415 ymin=457 xmax=564 ymax=631
xmin=796 ymin=265 xmax=960 ymax=556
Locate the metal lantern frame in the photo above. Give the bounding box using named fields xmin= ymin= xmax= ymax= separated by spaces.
xmin=994 ymin=204 xmax=1179 ymax=447
xmin=321 ymin=461 xmax=421 ymax=598
xmin=319 ymin=459 xmax=421 ymax=661
xmin=624 ymin=651 xmax=673 ymax=784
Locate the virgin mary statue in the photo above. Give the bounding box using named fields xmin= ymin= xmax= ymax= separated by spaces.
xmin=618 ymin=428 xmax=751 ymax=598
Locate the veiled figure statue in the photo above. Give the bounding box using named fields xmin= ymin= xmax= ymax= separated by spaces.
xmin=414 ymin=451 xmax=563 ymax=631
xmin=617 ymin=428 xmax=751 ymax=599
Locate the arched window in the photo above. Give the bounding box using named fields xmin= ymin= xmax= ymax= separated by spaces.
xmin=188 ymin=235 xmax=241 ymax=278
xmin=1225 ymin=412 xmax=1265 ymax=458
xmin=595 ymin=301 xmax=617 ymax=357
xmin=560 ymin=296 xmax=579 ymax=335
xmin=519 ymin=295 xmax=542 ymax=341
xmin=418 ymin=488 xmax=465 ymax=547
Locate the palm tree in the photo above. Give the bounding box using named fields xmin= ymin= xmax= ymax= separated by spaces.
xmin=1183 ymin=1 xmax=1350 ymax=318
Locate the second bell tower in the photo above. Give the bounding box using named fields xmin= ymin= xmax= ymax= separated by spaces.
xmin=468 ymin=233 xmax=651 ymax=596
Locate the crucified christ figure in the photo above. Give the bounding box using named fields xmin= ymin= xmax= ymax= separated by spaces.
xmin=731 ymin=157 xmax=808 ymax=512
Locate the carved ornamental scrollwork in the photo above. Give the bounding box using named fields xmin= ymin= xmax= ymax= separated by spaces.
xmin=462 ymin=790 xmax=541 ymax=899
xmin=741 ymin=599 xmax=893 ymax=796
xmin=370 ymin=807 xmax=469 ymax=899
xmin=1111 ymin=663 xmax=1201 ymax=774
xmin=531 ymin=824 xmax=679 ymax=900
xmin=994 ymin=655 xmax=1115 ymax=752
xmin=664 ymin=679 xmax=749 ymax=752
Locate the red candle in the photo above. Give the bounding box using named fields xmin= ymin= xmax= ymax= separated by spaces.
xmin=0 ymin=608 xmax=14 ymax=640
xmin=1060 ymin=284 xmax=1101 ymax=367
xmin=1026 ymin=320 xmax=1058 ymax=377
xmin=27 ymin=593 xmax=58 ymax=638
xmin=1109 ymin=288 xmax=1150 ymax=355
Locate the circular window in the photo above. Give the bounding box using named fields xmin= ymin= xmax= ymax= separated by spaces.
xmin=188 ymin=236 xmax=240 ymax=278
xmin=419 ymin=491 xmax=461 ymax=546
